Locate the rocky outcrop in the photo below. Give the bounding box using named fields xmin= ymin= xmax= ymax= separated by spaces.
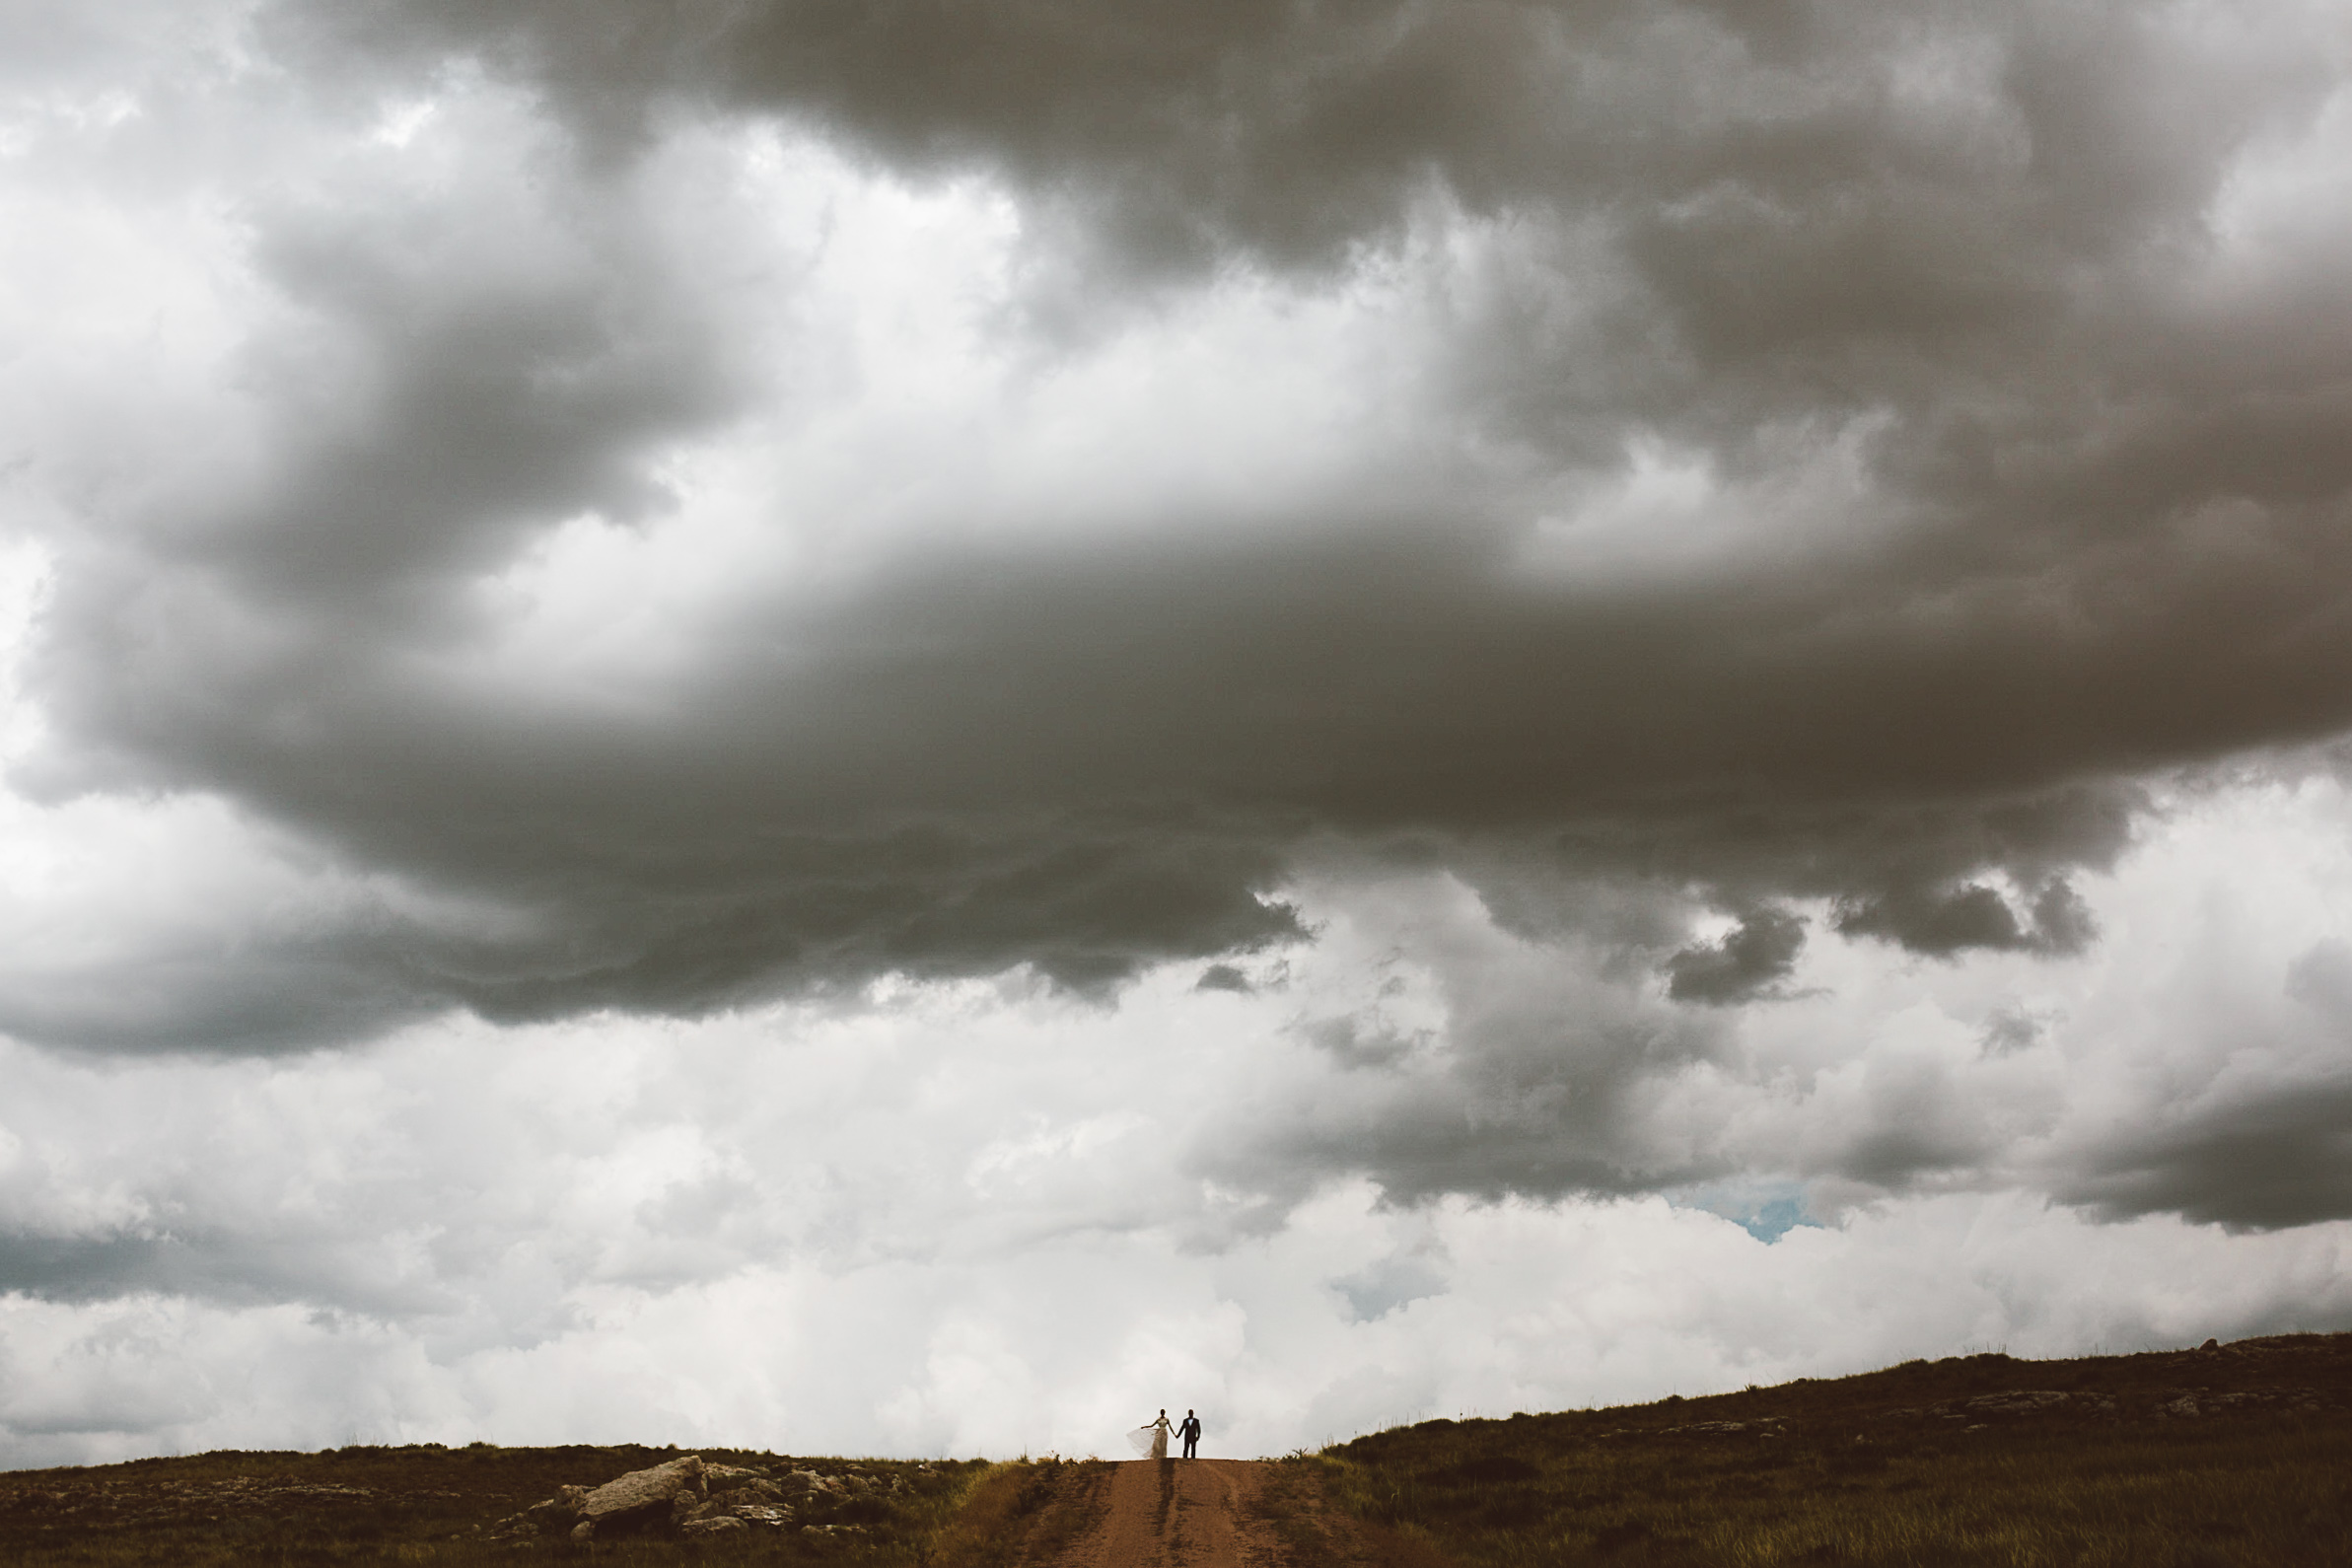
xmin=488 ymin=1455 xmax=916 ymax=1542
xmin=1889 ymin=1390 xmax=2119 ymax=1423
xmin=2158 ymin=1389 xmax=2322 ymax=1418
xmin=1597 ymin=1416 xmax=1788 ymax=1439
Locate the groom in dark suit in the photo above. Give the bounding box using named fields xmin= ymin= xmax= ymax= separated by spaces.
xmin=1179 ymin=1409 xmax=1201 ymax=1459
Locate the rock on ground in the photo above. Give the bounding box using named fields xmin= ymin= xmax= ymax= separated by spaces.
xmin=489 ymin=1456 xmax=816 ymax=1542
xmin=583 ymin=1454 xmax=706 ymax=1533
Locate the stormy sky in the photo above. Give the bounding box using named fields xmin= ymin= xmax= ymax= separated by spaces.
xmin=5 ymin=0 xmax=2352 ymax=1466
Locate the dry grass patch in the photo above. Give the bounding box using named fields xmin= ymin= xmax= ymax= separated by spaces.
xmin=921 ymin=1458 xmax=1110 ymax=1568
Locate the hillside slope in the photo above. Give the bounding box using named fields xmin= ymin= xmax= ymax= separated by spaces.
xmin=1313 ymin=1332 xmax=2352 ymax=1566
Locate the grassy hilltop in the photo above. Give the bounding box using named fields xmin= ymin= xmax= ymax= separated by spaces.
xmin=5 ymin=1333 xmax=2352 ymax=1565
xmin=1309 ymin=1332 xmax=2352 ymax=1567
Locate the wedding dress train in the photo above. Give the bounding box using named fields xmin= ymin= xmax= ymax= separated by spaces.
xmin=1128 ymin=1413 xmax=1174 ymax=1459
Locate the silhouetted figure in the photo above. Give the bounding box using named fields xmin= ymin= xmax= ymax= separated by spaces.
xmin=1141 ymin=1408 xmax=1173 ymax=1461
xmin=1179 ymin=1409 xmax=1201 ymax=1459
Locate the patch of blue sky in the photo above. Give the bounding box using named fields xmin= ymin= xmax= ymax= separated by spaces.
xmin=1671 ymin=1180 xmax=1823 ymax=1244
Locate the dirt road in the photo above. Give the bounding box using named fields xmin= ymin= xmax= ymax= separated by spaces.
xmin=1031 ymin=1458 xmax=1356 ymax=1568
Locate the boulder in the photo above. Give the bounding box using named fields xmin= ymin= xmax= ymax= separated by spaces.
xmin=686 ymin=1495 xmax=795 ymax=1523
xmin=681 ymin=1516 xmax=748 ymax=1535
xmin=703 ymin=1463 xmax=772 ymax=1492
xmin=780 ymin=1468 xmax=844 ymax=1498
xmin=581 ymin=1456 xmax=707 ymax=1535
xmin=684 ymin=1499 xmax=794 ymax=1530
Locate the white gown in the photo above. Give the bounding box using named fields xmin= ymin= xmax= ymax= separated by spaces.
xmin=1129 ymin=1418 xmax=1173 ymax=1459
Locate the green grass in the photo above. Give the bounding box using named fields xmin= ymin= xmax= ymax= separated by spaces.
xmin=1309 ymin=1334 xmax=2352 ymax=1567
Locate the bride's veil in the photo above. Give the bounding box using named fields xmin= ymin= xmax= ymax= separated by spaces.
xmin=1124 ymin=1424 xmax=1157 ymax=1457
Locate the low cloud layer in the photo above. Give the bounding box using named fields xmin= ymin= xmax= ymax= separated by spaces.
xmin=6 ymin=789 xmax=2352 ymax=1466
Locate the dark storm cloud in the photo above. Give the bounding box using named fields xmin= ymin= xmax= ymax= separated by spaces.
xmin=1191 ymin=892 xmax=1741 ymax=1213
xmin=1834 ymin=877 xmax=2095 ymax=959
xmin=0 ymin=930 xmax=451 ymax=1058
xmin=1665 ymin=905 xmax=1805 ymax=1004
xmin=11 ymin=0 xmax=2352 ymax=1204
xmin=270 ymin=1 xmax=2331 ymax=285
xmin=22 ymin=499 xmax=2204 ymax=1050
xmin=1195 ymin=963 xmax=1255 ymax=996
xmin=2061 ymin=1079 xmax=2352 ymax=1232
xmin=2044 ymin=942 xmax=2352 ymax=1229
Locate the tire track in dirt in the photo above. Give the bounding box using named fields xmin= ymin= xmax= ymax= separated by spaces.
xmin=1030 ymin=1466 xmax=1373 ymax=1568
xmin=1033 ymin=1459 xmax=1284 ymax=1568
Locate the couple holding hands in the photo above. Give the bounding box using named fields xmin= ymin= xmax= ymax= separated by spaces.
xmin=1133 ymin=1407 xmax=1202 ymax=1460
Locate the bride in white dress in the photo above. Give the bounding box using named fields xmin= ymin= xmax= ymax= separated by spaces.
xmin=1128 ymin=1409 xmax=1175 ymax=1460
